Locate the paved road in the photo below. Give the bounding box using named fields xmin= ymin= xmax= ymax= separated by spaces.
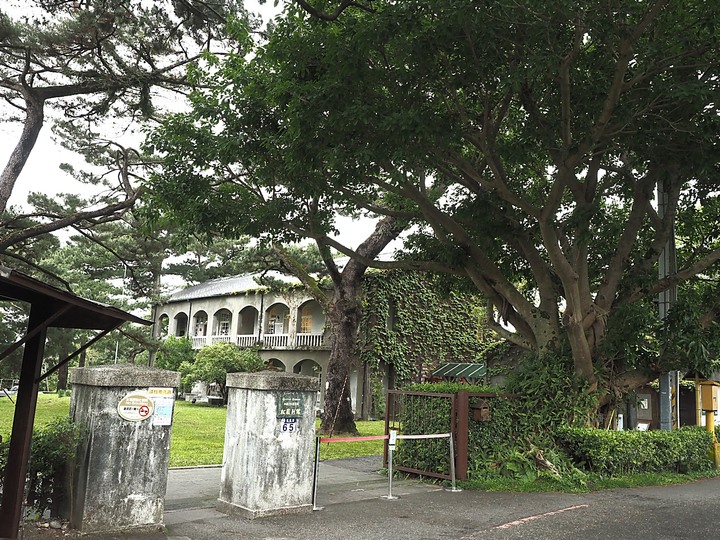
xmin=22 ymin=456 xmax=720 ymax=539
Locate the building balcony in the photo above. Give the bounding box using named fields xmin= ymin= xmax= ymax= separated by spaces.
xmin=186 ymin=332 xmax=328 ymax=351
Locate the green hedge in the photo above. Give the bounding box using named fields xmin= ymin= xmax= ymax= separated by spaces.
xmin=395 ymin=383 xmax=715 ymax=482
xmin=556 ymin=426 xmax=713 ymax=475
xmin=396 ymin=383 xmax=531 ymax=478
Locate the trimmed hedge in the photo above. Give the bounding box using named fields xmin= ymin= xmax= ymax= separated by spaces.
xmin=556 ymin=425 xmax=713 ymax=475
xmin=395 ymin=383 xmax=715 ymax=482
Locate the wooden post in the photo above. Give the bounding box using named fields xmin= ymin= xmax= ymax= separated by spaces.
xmin=0 ymin=306 xmax=48 ymax=540
xmin=455 ymin=390 xmax=469 ymax=480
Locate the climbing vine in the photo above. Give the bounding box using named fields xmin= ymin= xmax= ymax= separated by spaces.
xmin=358 ymin=270 xmax=488 ymax=392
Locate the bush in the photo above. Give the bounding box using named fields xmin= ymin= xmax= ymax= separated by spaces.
xmin=155 ymin=336 xmax=196 ymax=372
xmin=556 ymin=425 xmax=713 ymax=475
xmin=0 ymin=417 xmax=84 ymax=518
xmin=189 ymin=343 xmax=264 ymax=402
xmin=394 ymin=381 xmax=713 ymax=487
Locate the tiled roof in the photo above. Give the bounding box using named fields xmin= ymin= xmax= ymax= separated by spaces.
xmin=167 ymin=272 xmax=300 ymax=302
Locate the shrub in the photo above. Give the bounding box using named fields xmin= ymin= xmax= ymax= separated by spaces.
xmin=155 ymin=336 xmax=196 ymax=372
xmin=556 ymin=425 xmax=713 ymax=475
xmin=393 ymin=381 xmax=713 ymax=487
xmin=0 ymin=417 xmax=84 ymax=518
xmin=189 ymin=343 xmax=264 ymax=402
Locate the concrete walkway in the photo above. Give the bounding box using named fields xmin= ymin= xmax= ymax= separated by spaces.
xmin=23 ymin=456 xmax=720 ymax=539
xmin=163 ymin=455 xmax=442 ymax=530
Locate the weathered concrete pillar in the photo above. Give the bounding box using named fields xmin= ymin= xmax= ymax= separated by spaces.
xmin=68 ymin=364 xmax=180 ymax=534
xmin=218 ymin=371 xmax=320 ymax=518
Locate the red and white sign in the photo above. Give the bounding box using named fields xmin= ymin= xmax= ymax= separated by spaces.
xmin=117 ymin=392 xmax=155 ymax=422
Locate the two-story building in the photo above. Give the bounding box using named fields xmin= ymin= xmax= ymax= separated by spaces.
xmin=155 ymin=273 xmax=365 ymax=413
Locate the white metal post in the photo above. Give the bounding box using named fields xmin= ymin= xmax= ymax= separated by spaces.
xmin=447 ymin=432 xmax=462 ymax=492
xmin=382 ymin=430 xmax=398 ymax=500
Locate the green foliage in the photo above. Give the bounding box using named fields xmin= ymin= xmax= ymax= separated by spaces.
xmin=396 ymin=379 xmax=589 ymax=488
xmin=155 ymin=336 xmax=196 ymax=372
xmin=557 ymin=426 xmax=713 ymax=476
xmin=395 ymin=382 xmax=713 ymax=490
xmin=503 ymin=352 xmax=598 ymax=428
xmin=189 ymin=342 xmax=264 ymax=400
xmin=172 ymin=0 xmax=720 ymax=412
xmin=359 ymin=271 xmax=486 ymax=385
xmin=0 ymin=416 xmax=84 ymax=517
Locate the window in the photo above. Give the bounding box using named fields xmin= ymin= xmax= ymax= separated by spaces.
xmin=194 ymin=313 xmax=207 ymax=336
xmin=217 ymin=311 xmax=231 ymax=335
xmin=300 ymin=305 xmax=313 ymax=333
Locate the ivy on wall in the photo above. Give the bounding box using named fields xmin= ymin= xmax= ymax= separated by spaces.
xmin=358 ymin=270 xmax=487 ymax=385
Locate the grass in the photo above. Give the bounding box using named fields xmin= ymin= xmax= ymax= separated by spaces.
xmin=170 ymin=401 xmax=386 ymax=466
xmin=0 ymin=393 xmax=72 ymax=439
xmin=317 ymin=418 xmax=386 ymax=460
xmin=0 ymin=394 xmax=385 ymax=467
xmin=169 ymin=401 xmax=228 ymax=467
xmin=461 ymin=468 xmax=720 ymax=493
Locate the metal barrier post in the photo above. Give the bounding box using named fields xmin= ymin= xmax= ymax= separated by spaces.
xmin=312 ymin=436 xmax=324 ymax=511
xmin=447 ymin=432 xmax=462 ymax=492
xmin=382 ymin=430 xmax=399 ymax=500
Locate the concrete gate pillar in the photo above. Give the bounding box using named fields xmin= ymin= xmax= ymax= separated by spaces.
xmin=68 ymin=364 xmax=180 ymax=534
xmin=218 ymin=371 xmax=320 ymax=518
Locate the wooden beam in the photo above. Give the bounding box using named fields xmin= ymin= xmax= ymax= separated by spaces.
xmin=0 ymin=305 xmax=49 ymax=539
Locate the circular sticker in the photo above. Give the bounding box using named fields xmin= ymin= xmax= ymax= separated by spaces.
xmin=117 ymin=391 xmax=155 ymax=421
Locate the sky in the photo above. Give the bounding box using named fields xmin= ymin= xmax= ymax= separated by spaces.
xmin=0 ymin=1 xmax=383 ymax=252
xmin=3 ymin=0 xmax=279 ymax=208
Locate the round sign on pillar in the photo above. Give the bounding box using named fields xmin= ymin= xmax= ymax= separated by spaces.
xmin=117 ymin=391 xmax=155 ymax=421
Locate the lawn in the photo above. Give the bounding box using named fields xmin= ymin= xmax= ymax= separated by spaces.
xmin=0 ymin=393 xmax=73 ymax=439
xmin=0 ymin=394 xmax=385 ymax=467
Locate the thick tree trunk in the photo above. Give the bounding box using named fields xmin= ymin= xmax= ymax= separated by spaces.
xmin=320 ymin=283 xmax=361 ymax=434
xmin=57 ymin=361 xmax=68 ymax=391
xmin=0 ymin=92 xmax=45 ymax=213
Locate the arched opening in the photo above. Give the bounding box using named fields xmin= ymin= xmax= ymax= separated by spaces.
xmin=213 ymin=309 xmax=232 ymax=342
xmin=264 ymin=303 xmax=290 ymax=348
xmin=293 ymin=359 xmax=323 ymax=411
xmin=173 ymin=313 xmax=188 ymax=337
xmin=192 ymin=311 xmax=208 ymax=348
xmin=237 ymin=306 xmax=258 ymax=335
xmin=158 ymin=314 xmax=169 ymax=337
xmin=265 ymin=303 xmax=290 ymax=334
xmin=296 ymin=300 xmax=324 ymax=348
xmin=266 ymin=358 xmax=286 ymax=372
xmin=193 ymin=311 xmax=208 ymax=336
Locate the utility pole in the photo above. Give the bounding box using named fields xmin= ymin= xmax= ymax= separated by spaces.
xmin=658 ymin=178 xmax=679 ymax=430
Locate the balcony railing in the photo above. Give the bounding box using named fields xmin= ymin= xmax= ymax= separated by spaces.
xmin=263 ymin=333 xmax=289 ymax=348
xmin=236 ymin=334 xmax=259 ymax=348
xmin=191 ymin=336 xmax=208 ymax=349
xmin=295 ymin=333 xmax=325 ymax=348
xmin=186 ymin=332 xmax=327 ymax=350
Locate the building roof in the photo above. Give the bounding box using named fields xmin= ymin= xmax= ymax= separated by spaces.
xmin=167 ymin=272 xmax=301 ymax=303
xmin=431 ymin=362 xmax=487 ymax=380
